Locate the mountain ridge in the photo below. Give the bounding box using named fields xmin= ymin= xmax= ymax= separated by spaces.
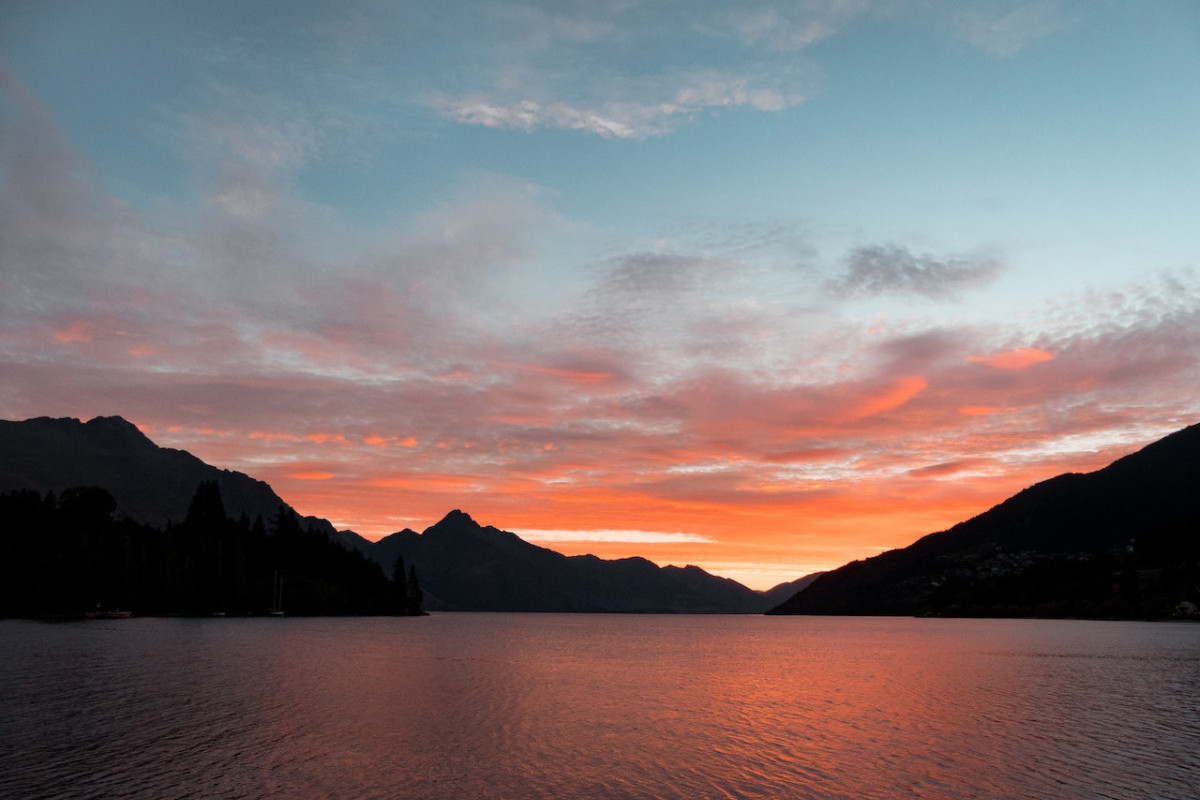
xmin=0 ymin=415 xmax=362 ymax=547
xmin=769 ymin=422 xmax=1200 ymax=618
xmin=0 ymin=415 xmax=781 ymax=613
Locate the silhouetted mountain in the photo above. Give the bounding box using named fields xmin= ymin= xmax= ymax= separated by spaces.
xmin=760 ymin=572 xmax=826 ymax=608
xmin=1 ymin=415 xmax=764 ymax=614
xmin=769 ymin=423 xmax=1200 ymax=618
xmin=370 ymin=510 xmax=767 ymax=613
xmin=0 ymin=415 xmax=369 ymax=552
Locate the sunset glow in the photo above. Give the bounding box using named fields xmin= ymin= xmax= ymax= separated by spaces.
xmin=3 ymin=2 xmax=1198 ymax=588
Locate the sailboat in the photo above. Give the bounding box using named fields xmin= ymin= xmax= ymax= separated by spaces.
xmin=268 ymin=570 xmax=285 ymax=616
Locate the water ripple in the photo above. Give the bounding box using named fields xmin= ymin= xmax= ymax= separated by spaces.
xmin=2 ymin=616 xmax=1199 ymax=799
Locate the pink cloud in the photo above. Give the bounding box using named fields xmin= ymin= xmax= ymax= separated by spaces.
xmin=289 ymin=471 xmax=335 ymax=481
xmin=967 ymin=346 xmax=1054 ymax=370
xmin=958 ymin=405 xmax=1000 ymax=416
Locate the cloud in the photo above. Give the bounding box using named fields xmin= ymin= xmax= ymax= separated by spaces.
xmin=429 ymin=70 xmax=808 ymax=139
xmin=828 ymin=244 xmax=1003 ymax=300
xmin=519 ymin=529 xmax=717 ymax=545
xmin=849 ymin=376 xmax=928 ymax=419
xmin=949 ymin=2 xmax=1071 ymax=57
xmin=5 ymin=32 xmax=1200 ymax=584
xmin=967 ymin=346 xmax=1054 ymax=370
xmin=420 ymin=0 xmax=1075 ymax=139
xmin=417 ymin=2 xmax=821 ymax=138
xmin=725 ymin=1 xmax=869 ymax=51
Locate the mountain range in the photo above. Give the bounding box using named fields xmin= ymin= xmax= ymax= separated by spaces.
xmin=769 ymin=422 xmax=1200 ymax=618
xmin=0 ymin=416 xmax=780 ymax=613
xmin=6 ymin=414 xmax=1198 ymax=618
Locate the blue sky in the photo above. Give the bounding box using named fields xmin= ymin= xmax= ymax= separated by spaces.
xmin=2 ymin=1 xmax=1199 ymax=588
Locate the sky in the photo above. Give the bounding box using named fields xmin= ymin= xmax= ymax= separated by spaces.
xmin=2 ymin=0 xmax=1199 ymax=590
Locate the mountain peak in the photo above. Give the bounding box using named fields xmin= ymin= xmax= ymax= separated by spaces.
xmin=422 ymin=509 xmax=482 ymax=539
xmin=85 ymin=414 xmax=138 ymax=428
xmin=80 ymin=415 xmax=158 ymax=450
xmin=85 ymin=415 xmax=145 ymax=434
xmin=440 ymin=509 xmax=476 ymax=526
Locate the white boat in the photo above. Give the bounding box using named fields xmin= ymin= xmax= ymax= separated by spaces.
xmin=268 ymin=571 xmax=285 ymax=616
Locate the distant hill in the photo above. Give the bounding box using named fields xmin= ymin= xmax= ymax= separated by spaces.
xmin=760 ymin=573 xmax=826 ymax=608
xmin=769 ymin=423 xmax=1200 ymax=618
xmin=0 ymin=415 xmax=770 ymax=613
xmin=370 ymin=510 xmax=768 ymax=613
xmin=0 ymin=416 xmax=370 ymax=552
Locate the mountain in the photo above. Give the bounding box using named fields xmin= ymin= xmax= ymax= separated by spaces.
xmin=760 ymin=572 xmax=826 ymax=608
xmin=0 ymin=415 xmax=370 ymax=552
xmin=0 ymin=415 xmax=767 ymax=613
xmin=769 ymin=423 xmax=1200 ymax=618
xmin=370 ymin=510 xmax=768 ymax=613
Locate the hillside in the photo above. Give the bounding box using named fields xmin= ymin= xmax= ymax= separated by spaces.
xmin=0 ymin=415 xmax=772 ymax=614
xmin=0 ymin=416 xmax=369 ymax=551
xmin=769 ymin=423 xmax=1200 ymax=618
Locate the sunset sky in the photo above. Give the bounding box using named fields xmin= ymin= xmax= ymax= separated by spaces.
xmin=3 ymin=1 xmax=1199 ymax=589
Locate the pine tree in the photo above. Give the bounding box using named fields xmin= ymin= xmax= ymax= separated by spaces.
xmin=406 ymin=563 xmax=424 ymax=616
xmin=392 ymin=555 xmax=408 ymax=614
xmin=184 ymin=480 xmax=226 ymax=529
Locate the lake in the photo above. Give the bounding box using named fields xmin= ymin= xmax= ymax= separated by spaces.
xmin=2 ymin=614 xmax=1198 ymax=799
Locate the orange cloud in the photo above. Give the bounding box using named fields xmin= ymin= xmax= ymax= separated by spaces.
xmin=968 ymin=346 xmax=1053 ymax=370
xmin=958 ymin=405 xmax=1000 ymax=416
xmin=289 ymin=471 xmax=335 ymax=481
xmin=514 ymin=364 xmax=616 ymax=385
xmin=306 ymin=432 xmax=349 ymax=445
xmin=850 ymin=376 xmax=927 ymax=418
xmin=249 ymin=430 xmax=302 ymax=441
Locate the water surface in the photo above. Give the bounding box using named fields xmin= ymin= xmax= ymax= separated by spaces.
xmin=2 ymin=615 xmax=1198 ymax=799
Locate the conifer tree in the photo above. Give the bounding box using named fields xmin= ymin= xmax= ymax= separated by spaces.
xmin=184 ymin=480 xmax=226 ymax=528
xmin=392 ymin=555 xmax=408 ymax=614
xmin=406 ymin=563 xmax=424 ymax=616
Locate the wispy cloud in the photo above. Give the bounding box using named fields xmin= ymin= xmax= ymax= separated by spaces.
xmin=967 ymin=346 xmax=1054 ymax=370
xmin=949 ymin=2 xmax=1072 ymax=57
xmin=420 ymin=0 xmax=1075 ymax=137
xmin=519 ymin=528 xmax=716 ymax=545
xmin=828 ymin=244 xmax=1004 ymax=300
xmin=429 ymin=70 xmax=808 ymax=139
xmin=414 ymin=2 xmax=827 ymax=138
xmin=724 ymin=0 xmax=869 ymax=51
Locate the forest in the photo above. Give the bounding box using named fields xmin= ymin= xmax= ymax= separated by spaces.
xmin=0 ymin=480 xmax=424 ymax=618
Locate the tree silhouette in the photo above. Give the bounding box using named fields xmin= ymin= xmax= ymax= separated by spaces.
xmin=184 ymin=480 xmax=226 ymax=528
xmin=0 ymin=482 xmax=406 ymax=618
xmin=392 ymin=555 xmax=408 ymax=614
xmin=406 ymin=563 xmax=424 ymax=616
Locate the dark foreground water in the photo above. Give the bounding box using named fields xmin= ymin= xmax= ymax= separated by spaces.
xmin=2 ymin=615 xmax=1198 ymax=800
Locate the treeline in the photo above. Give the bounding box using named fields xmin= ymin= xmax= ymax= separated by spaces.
xmin=0 ymin=481 xmax=424 ymax=618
